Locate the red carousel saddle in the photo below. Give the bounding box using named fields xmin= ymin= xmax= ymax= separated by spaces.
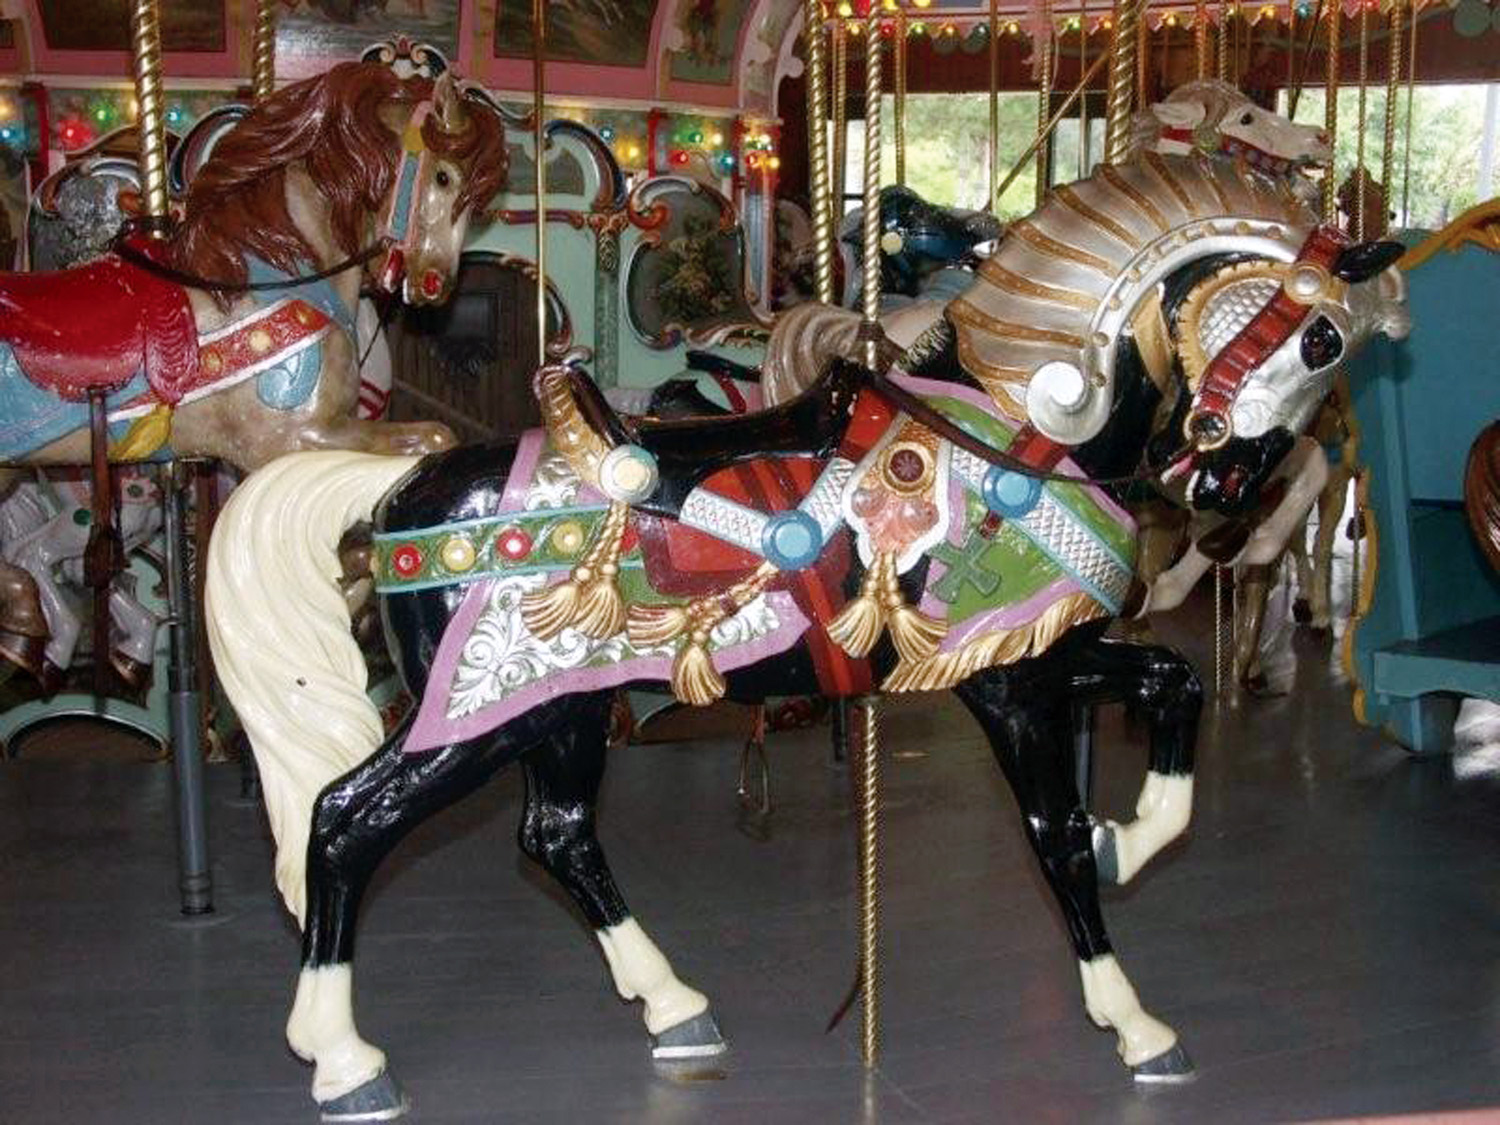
xmin=0 ymin=238 xmax=198 ymax=404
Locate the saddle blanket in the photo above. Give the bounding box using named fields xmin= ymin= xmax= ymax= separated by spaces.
xmin=376 ymin=374 xmax=1137 ymax=753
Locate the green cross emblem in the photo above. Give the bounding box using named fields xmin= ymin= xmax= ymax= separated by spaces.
xmin=929 ymin=531 xmax=1004 ymax=604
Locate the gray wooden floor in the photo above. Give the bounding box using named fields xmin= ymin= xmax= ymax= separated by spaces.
xmin=3 ymin=603 xmax=1500 ymax=1124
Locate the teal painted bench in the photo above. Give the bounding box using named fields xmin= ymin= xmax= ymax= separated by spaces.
xmin=1347 ymin=204 xmax=1500 ymax=753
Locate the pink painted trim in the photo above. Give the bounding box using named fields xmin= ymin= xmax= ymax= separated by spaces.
xmin=501 ymin=428 xmax=545 ymax=510
xmin=404 ymin=587 xmax=809 ymax=752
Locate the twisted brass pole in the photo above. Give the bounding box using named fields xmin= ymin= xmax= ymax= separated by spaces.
xmin=1379 ymin=0 xmax=1404 ymax=237
xmin=1353 ymin=0 xmax=1369 ymax=241
xmin=1196 ymin=0 xmax=1209 ymax=79
xmin=252 ymin=0 xmax=277 ymax=103
xmin=1401 ymin=0 xmax=1418 ymax=224
xmin=858 ymin=695 xmax=880 ymax=1066
xmin=858 ymin=1 xmax=883 ymax=1068
xmin=896 ymin=9 xmax=908 ymax=187
xmin=1002 ymin=50 xmax=1108 ymax=204
xmin=805 ymin=2 xmax=835 ymax=306
xmin=533 ymin=0 xmax=548 ymax=366
xmin=1217 ymin=2 xmax=1230 ymax=82
xmin=1105 ymin=0 xmax=1143 ymax=164
xmin=1137 ymin=3 xmax=1149 ymax=108
xmin=1077 ymin=9 xmax=1089 ymax=180
xmin=129 ymin=0 xmax=169 ymax=234
xmin=832 ymin=21 xmax=848 ymax=223
xmin=1322 ymin=0 xmax=1341 ymax=224
xmin=1035 ymin=4 xmax=1055 ymax=205
xmin=989 ymin=0 xmax=1000 ymax=207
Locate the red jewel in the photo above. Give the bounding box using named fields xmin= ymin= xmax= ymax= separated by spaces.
xmin=391 ymin=544 xmax=424 ymax=577
xmin=888 ymin=448 xmax=926 ymax=484
xmin=619 ymin=522 xmax=639 ymax=554
xmin=497 ymin=527 xmax=533 ymax=560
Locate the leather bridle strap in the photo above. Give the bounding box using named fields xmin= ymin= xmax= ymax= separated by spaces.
xmin=1183 ymin=224 xmax=1347 ymax=452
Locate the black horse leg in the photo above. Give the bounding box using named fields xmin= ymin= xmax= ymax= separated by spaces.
xmin=954 ymin=662 xmax=1192 ymax=1081
xmin=517 ymin=691 xmax=725 ymax=1059
xmin=1065 ymin=636 xmax=1202 ymax=887
xmin=288 ymin=705 xmax=553 ymax=1119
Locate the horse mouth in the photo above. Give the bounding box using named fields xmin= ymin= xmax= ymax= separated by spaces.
xmin=1220 ymin=137 xmax=1299 ymax=178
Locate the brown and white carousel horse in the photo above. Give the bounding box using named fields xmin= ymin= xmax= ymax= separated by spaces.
xmin=0 ymin=60 xmax=508 ymax=677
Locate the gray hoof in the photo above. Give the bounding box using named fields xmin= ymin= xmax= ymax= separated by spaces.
xmin=1092 ymin=823 xmax=1119 ymax=885
xmin=1132 ymin=1042 xmax=1195 ymax=1084
xmin=318 ymin=1072 xmax=409 ymax=1122
xmin=651 ymin=1011 xmax=728 ymax=1060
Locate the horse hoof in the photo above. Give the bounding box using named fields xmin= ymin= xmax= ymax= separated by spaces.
xmin=1132 ymin=1042 xmax=1195 ymax=1084
xmin=318 ymin=1072 xmax=409 ymax=1122
xmin=1092 ymin=823 xmax=1119 ymax=885
xmin=651 ymin=1011 xmax=728 ymax=1060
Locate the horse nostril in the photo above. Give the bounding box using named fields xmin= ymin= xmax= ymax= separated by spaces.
xmin=421 ymin=270 xmax=443 ymax=299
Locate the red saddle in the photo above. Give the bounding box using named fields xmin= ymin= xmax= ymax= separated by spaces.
xmin=0 ymin=237 xmax=198 ymax=404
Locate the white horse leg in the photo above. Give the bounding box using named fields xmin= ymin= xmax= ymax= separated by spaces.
xmin=1100 ymin=772 xmax=1195 ymax=886
xmin=1079 ymin=953 xmax=1189 ymax=1079
xmin=596 ymin=918 xmax=720 ymax=1056
xmin=286 ymin=965 xmax=389 ymax=1108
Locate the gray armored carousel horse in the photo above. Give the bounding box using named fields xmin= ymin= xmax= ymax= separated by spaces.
xmin=206 ymin=122 xmax=1408 ymax=1117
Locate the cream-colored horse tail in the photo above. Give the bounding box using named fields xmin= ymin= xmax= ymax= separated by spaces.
xmin=206 ymin=450 xmax=420 ymax=924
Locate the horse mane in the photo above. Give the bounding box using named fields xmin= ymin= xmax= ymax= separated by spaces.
xmin=168 ymin=62 xmax=508 ymax=301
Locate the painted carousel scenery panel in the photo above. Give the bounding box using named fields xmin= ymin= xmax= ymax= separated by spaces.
xmin=275 ymin=0 xmax=461 ymax=75
xmin=666 ymin=0 xmax=744 ymax=87
xmin=494 ymin=0 xmax=658 ymax=66
xmin=35 ymin=0 xmax=225 ymax=52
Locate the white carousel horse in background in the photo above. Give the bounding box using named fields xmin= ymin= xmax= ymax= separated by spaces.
xmin=0 ymin=472 xmax=163 ymax=686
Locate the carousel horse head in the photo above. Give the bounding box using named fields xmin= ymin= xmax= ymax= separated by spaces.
xmin=1170 ymin=234 xmax=1409 ymax=514
xmin=1133 ymin=79 xmax=1331 ymax=178
xmin=842 ymin=185 xmax=1003 ymax=299
xmin=169 ymin=63 xmax=508 ymax=306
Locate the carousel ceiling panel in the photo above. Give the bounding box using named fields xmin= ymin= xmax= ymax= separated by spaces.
xmin=494 ymin=0 xmax=662 ymax=68
xmin=276 ymin=0 xmax=463 ymax=77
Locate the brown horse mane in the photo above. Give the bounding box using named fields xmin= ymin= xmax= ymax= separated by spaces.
xmin=168 ymin=62 xmax=508 ymax=303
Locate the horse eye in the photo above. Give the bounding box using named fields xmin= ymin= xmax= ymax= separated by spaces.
xmin=1301 ymin=315 xmax=1344 ymax=369
xmin=1239 ymin=112 xmax=1254 ymax=125
xmin=435 ymin=169 xmax=452 ymax=189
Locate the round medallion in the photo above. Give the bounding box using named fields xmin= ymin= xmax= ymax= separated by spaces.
xmin=249 ymin=328 xmax=274 ymax=354
xmin=1184 ymin=408 xmax=1232 ymax=452
xmin=201 ymin=348 xmax=223 ymax=374
xmin=760 ymin=510 xmax=823 ymax=571
xmin=1283 ymin=262 xmax=1332 ymax=305
xmin=982 ymin=467 xmax=1043 ymax=519
xmin=293 ymin=303 xmax=317 ymax=326
xmin=391 ymin=544 xmax=424 ymax=578
xmin=496 ymin=526 xmax=533 ymax=561
xmin=550 ymin=520 xmax=586 ymax=556
xmin=599 ymin=445 xmax=658 ymax=504
xmin=881 ymin=442 xmax=933 ymax=495
xmin=439 ymin=536 xmax=476 ymax=573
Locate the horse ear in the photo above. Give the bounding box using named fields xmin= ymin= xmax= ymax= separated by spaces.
xmin=432 ymin=70 xmax=468 ymax=135
xmin=1153 ymin=99 xmax=1206 ymax=129
xmin=1332 ymin=240 xmax=1404 ymax=282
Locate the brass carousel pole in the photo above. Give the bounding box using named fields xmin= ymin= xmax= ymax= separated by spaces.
xmin=130 ymin=0 xmax=211 ymax=916
xmin=857 ymin=0 xmax=885 ymax=1070
xmin=998 ymin=49 xmax=1109 ymax=201
xmin=1353 ymin=0 xmax=1370 ymax=241
xmin=252 ymin=0 xmax=277 ymax=102
xmin=1137 ymin=1 xmax=1150 ymax=106
xmin=896 ymin=7 xmax=908 ymax=187
xmin=989 ymin=0 xmax=1000 ymax=207
xmin=1077 ymin=6 xmax=1089 ymax=179
xmin=1217 ymin=1 xmax=1230 ymax=82
xmin=832 ymin=19 xmax=848 ymax=225
xmin=1322 ymin=0 xmax=1341 ymax=223
xmin=805 ymin=0 xmax=836 ymax=305
xmin=533 ymin=0 xmax=548 ymax=368
xmin=1379 ymin=0 xmax=1404 ymax=236
xmin=1104 ymin=0 xmax=1143 ymax=164
xmin=1036 ymin=0 xmax=1054 ymax=204
xmin=1400 ymin=0 xmax=1418 ymax=223
xmin=1196 ymin=0 xmax=1210 ymax=79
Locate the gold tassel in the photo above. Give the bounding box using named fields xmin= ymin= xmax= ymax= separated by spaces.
xmin=521 ymin=502 xmax=630 ymax=641
xmin=672 ymin=630 xmax=727 ymax=706
xmin=109 ymin=404 xmax=173 ymax=461
xmin=626 ymin=602 xmax=691 ymax=647
xmin=828 ymin=551 xmax=947 ymax=661
xmin=888 ymin=603 xmax=947 ymax=663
